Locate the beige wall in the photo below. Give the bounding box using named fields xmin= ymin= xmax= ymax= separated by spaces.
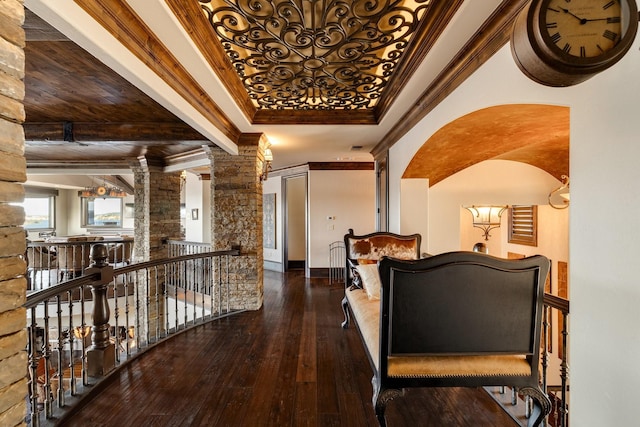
xmin=262 ymin=175 xmax=282 ymax=267
xmin=308 ymin=169 xmax=375 ymax=269
xmin=286 ymin=175 xmax=306 ymax=261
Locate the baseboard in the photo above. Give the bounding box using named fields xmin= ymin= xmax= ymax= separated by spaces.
xmin=309 ymin=268 xmax=329 ymax=278
xmin=264 ymin=260 xmax=283 ymax=272
xmin=288 ymin=260 xmax=305 ymax=270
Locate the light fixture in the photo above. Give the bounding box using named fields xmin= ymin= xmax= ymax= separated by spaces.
xmin=463 ymin=205 xmax=508 ymax=241
xmin=73 ymin=325 xmax=91 ymax=339
xmin=180 ymin=170 xmax=187 ymax=191
xmin=548 ymin=175 xmax=570 ymax=209
xmin=81 ymin=176 xmax=128 ymax=198
xmin=81 ymin=185 xmax=127 ymax=198
xmin=260 ymin=147 xmax=273 ymax=182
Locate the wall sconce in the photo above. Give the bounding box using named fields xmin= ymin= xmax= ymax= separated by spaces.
xmin=260 ymin=147 xmax=273 ymax=181
xmin=463 ymin=205 xmax=508 ymax=241
xmin=179 ymin=170 xmax=187 ymax=191
xmin=548 ymin=175 xmax=570 ymax=209
xmin=73 ymin=325 xmax=91 ymax=339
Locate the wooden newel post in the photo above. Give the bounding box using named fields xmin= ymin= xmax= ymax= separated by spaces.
xmin=85 ymin=243 xmax=115 ymax=377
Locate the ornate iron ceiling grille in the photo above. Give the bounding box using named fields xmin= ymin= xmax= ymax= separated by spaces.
xmin=199 ymin=0 xmax=431 ymax=110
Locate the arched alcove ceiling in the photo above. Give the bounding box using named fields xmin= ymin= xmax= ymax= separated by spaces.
xmin=402 ymin=104 xmax=569 ymax=186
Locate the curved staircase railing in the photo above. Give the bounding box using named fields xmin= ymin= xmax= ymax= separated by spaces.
xmin=24 ymin=243 xmax=240 ymax=426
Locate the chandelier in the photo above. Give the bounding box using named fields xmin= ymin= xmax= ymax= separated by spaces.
xmin=81 ymin=185 xmax=127 ymax=198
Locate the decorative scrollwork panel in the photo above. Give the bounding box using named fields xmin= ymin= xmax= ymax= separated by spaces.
xmin=199 ymin=0 xmax=431 ymax=110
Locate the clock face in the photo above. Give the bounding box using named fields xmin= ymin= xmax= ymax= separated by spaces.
xmin=542 ymin=0 xmax=624 ymax=59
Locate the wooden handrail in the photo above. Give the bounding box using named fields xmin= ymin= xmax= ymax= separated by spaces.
xmin=544 ymin=293 xmax=570 ymax=314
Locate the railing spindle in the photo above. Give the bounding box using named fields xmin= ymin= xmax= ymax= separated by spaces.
xmin=39 ymin=300 xmax=51 ymax=418
xmin=55 ymin=295 xmax=64 ymax=406
xmin=67 ymin=289 xmax=76 ymax=396
xmin=559 ymin=311 xmax=569 ymax=427
xmin=28 ymin=307 xmax=40 ymax=427
xmin=79 ymin=285 xmax=88 ymax=386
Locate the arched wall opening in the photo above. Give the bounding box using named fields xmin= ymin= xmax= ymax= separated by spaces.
xmin=399 ymin=103 xmax=569 ymax=255
xmin=399 ymin=104 xmax=570 ymax=383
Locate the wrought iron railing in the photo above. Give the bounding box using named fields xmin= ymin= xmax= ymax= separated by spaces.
xmin=542 ymin=293 xmax=570 ymax=427
xmin=24 ymin=243 xmax=240 ymax=426
xmin=329 ymin=241 xmax=345 ymax=285
xmin=26 ymin=237 xmax=134 ymax=291
xmin=488 ymin=293 xmax=570 ymax=427
xmin=166 ymin=239 xmax=212 ymax=257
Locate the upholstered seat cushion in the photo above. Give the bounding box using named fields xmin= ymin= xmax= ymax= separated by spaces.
xmin=387 ymin=354 xmax=532 ymax=378
xmin=346 ymin=288 xmax=380 ymax=369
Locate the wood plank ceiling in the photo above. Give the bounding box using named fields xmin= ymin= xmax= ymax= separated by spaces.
xmin=23 ymin=9 xmax=208 ymax=166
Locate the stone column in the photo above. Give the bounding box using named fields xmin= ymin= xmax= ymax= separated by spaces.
xmin=204 ymin=134 xmax=267 ymax=311
xmin=0 ymin=2 xmax=28 ymax=425
xmin=129 ymin=157 xmax=182 ymax=340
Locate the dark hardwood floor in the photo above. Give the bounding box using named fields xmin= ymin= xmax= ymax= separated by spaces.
xmin=62 ymin=270 xmax=517 ymax=426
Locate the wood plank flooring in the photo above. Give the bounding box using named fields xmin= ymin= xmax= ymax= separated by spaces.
xmin=61 ymin=270 xmax=517 ymax=426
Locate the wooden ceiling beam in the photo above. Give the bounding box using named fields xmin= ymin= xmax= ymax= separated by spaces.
xmin=24 ymin=122 xmax=208 ymax=142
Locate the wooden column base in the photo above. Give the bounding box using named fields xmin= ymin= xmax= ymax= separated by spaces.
xmin=87 ymin=343 xmax=115 ymax=377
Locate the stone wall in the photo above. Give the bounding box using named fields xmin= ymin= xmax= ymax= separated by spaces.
xmin=0 ymin=0 xmax=28 ymax=425
xmin=131 ymin=157 xmax=182 ymax=262
xmin=130 ymin=157 xmax=182 ymax=339
xmin=205 ymin=134 xmax=266 ymax=311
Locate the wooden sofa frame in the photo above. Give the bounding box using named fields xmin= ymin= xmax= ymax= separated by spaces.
xmin=341 ymin=230 xmax=551 ymax=426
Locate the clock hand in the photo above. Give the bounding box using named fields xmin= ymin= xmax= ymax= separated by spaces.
xmin=558 ymin=7 xmax=588 ymax=24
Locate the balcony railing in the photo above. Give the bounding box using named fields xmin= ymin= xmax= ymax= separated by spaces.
xmin=166 ymin=239 xmax=212 ymax=257
xmin=542 ymin=293 xmax=570 ymax=427
xmin=24 ymin=243 xmax=240 ymax=426
xmin=26 ymin=237 xmax=134 ymax=291
xmin=487 ymin=293 xmax=570 ymax=427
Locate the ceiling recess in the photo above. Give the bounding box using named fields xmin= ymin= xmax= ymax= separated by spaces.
xmin=199 ymin=0 xmax=432 ymax=111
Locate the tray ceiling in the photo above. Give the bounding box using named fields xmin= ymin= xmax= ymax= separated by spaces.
xmin=199 ymin=0 xmax=432 ymax=112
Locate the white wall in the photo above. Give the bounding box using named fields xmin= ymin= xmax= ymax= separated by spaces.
xmin=262 ymin=175 xmax=282 ymax=267
xmin=308 ymin=169 xmax=375 ymax=269
xmin=400 ymin=178 xmax=428 ymax=244
xmin=388 ymin=28 xmax=640 ymax=425
xmin=569 ymin=40 xmax=640 ymax=425
xmin=263 ymin=169 xmax=376 ymax=272
xmin=185 ymin=172 xmax=207 ymax=242
xmin=428 ymin=160 xmax=558 ymax=255
xmin=202 ymin=177 xmax=211 ymax=243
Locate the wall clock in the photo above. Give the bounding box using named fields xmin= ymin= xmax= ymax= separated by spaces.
xmin=511 ymin=0 xmax=639 ymax=86
xmin=96 ymin=186 xmax=107 ymax=196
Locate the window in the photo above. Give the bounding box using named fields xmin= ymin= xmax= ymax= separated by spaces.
xmin=508 ymin=205 xmax=538 ymax=246
xmin=82 ymin=197 xmax=123 ymax=227
xmin=14 ymin=195 xmax=56 ymax=230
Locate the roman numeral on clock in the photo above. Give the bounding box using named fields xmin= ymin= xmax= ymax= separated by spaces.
xmin=603 ymin=30 xmax=618 ymax=41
